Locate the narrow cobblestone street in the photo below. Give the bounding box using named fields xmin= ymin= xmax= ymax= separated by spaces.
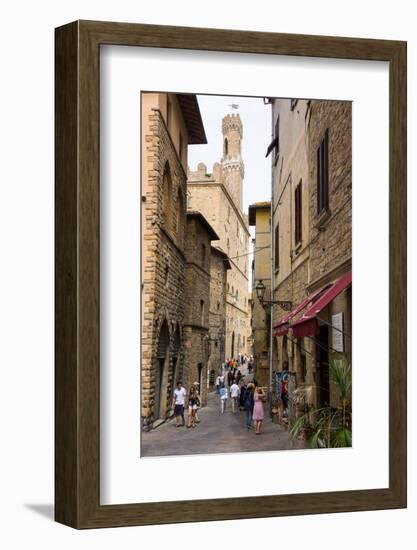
xmin=141 ymin=390 xmax=305 ymax=457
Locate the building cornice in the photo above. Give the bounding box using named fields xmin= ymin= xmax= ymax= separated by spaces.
xmin=307 ymin=257 xmax=352 ymax=293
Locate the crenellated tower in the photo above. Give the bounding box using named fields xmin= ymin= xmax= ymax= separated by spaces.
xmin=221 ymin=113 xmax=245 ymax=211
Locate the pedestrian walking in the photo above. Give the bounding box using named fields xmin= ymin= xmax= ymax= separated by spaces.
xmin=248 ymin=358 xmax=253 ymax=374
xmin=172 ymin=381 xmax=186 ymax=427
xmin=230 ymin=381 xmax=240 ymax=413
xmin=219 ymin=385 xmax=228 ymax=413
xmin=253 ymin=386 xmax=266 ymax=434
xmin=187 ymin=385 xmax=200 ymax=428
xmin=193 ymin=381 xmax=201 ymax=423
xmin=239 ymin=381 xmax=247 ymax=410
xmin=216 ymin=372 xmax=225 ymax=395
xmin=243 ymin=383 xmax=255 ymax=429
xmin=227 ymin=369 xmax=234 ymax=388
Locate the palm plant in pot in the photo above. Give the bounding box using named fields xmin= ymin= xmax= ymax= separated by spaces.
xmin=289 ymin=358 xmax=352 ymax=448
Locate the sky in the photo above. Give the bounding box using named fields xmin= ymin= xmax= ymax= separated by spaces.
xmin=188 ymin=94 xmax=272 ymax=213
xmin=188 ymin=94 xmax=273 ymax=292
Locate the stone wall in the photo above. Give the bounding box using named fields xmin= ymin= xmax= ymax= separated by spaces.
xmin=141 ymin=99 xmax=188 ymax=430
xmin=182 ymin=215 xmax=214 ymax=405
xmin=187 ymin=171 xmax=250 ymax=359
xmin=250 ymin=205 xmax=271 ymax=386
xmin=207 ymin=248 xmax=229 ymax=384
xmin=270 ymin=99 xmax=352 ymax=408
xmin=270 ymin=99 xmax=311 ymax=376
xmin=308 ymin=100 xmax=352 ymax=284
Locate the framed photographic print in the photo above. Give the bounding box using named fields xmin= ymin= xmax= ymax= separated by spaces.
xmin=55 ymin=20 xmax=406 ymax=528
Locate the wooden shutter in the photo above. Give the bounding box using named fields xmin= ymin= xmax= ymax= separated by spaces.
xmin=274 ymin=224 xmax=279 ymax=269
xmin=317 ymin=129 xmax=329 ymax=214
xmin=295 ymin=182 xmax=302 ymax=244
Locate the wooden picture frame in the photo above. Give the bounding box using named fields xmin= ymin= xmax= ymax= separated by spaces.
xmin=55 ymin=20 xmax=407 ymax=528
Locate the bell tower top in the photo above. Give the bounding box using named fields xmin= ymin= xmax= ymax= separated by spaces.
xmin=222 ymin=113 xmax=243 ymax=159
xmin=220 ymin=113 xmax=244 ymax=211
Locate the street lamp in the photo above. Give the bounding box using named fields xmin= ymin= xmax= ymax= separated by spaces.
xmin=255 ymin=279 xmax=292 ymax=312
xmin=255 ymin=279 xmax=266 ymax=303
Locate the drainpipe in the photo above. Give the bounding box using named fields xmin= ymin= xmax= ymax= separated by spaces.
xmin=269 ymin=103 xmax=275 ymax=411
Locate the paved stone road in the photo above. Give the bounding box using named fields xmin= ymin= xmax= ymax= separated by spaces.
xmin=141 ymin=390 xmax=305 ymax=457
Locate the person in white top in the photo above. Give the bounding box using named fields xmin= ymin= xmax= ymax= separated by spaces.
xmin=172 ymin=381 xmax=186 ymax=427
xmin=219 ymin=385 xmax=228 ymax=413
xmin=230 ymin=382 xmax=240 ymax=413
xmin=215 ymin=373 xmax=225 ymax=394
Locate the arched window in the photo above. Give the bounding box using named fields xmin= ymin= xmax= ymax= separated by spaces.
xmin=162 ymin=162 xmax=173 ymax=232
xmin=176 ymin=187 xmax=184 ymax=246
xmin=224 ymin=138 xmax=229 ymax=157
xmin=200 ymin=300 xmax=205 ymax=326
xmin=201 ymin=243 xmax=206 ymax=266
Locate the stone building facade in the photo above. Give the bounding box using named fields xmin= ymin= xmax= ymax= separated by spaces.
xmin=269 ymin=97 xmax=352 ymax=409
xmin=207 ymin=246 xmax=231 ymax=388
xmin=187 ymin=113 xmax=251 ymax=360
xmin=248 ymin=202 xmax=271 ymax=387
xmin=269 ymin=99 xmax=311 ymax=383
xmin=141 ymin=92 xmax=206 ymax=430
xmin=303 ymin=100 xmax=352 ymax=407
xmin=183 ymin=212 xmax=219 ymax=405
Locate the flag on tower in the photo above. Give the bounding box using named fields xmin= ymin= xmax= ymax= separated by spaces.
xmin=229 ymin=103 xmax=239 ymax=110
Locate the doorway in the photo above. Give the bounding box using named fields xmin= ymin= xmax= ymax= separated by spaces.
xmin=316 ymin=324 xmax=330 ymax=406
xmin=197 ymin=363 xmax=203 ymax=392
xmin=155 ymin=319 xmax=169 ymax=419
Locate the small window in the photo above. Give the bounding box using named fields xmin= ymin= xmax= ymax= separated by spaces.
xmin=224 ymin=138 xmax=229 ymax=156
xmin=317 ymin=129 xmax=329 ymax=215
xmin=179 ymin=133 xmax=183 ymax=161
xmin=176 ymin=188 xmax=184 ymax=245
xmin=217 ymin=301 xmax=220 ymax=311
xmin=201 ymin=243 xmax=206 ymax=265
xmin=200 ymin=300 xmax=205 ymax=326
xmin=274 ymin=224 xmax=280 ymax=270
xmin=295 ymin=180 xmax=302 ymax=245
xmin=166 ymin=98 xmax=171 ymax=131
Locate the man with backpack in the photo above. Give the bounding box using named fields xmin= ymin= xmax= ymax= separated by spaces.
xmin=243 ymin=383 xmax=255 ymax=429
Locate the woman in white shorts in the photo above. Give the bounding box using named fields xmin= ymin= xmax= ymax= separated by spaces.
xmin=187 ymin=386 xmax=200 ymax=428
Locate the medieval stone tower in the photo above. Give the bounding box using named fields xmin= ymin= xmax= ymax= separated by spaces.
xmin=221 ymin=114 xmax=244 ymax=211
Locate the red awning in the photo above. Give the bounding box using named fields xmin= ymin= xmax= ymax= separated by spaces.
xmin=291 ymin=271 xmax=352 ymax=338
xmin=272 ymin=285 xmax=330 ymax=337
